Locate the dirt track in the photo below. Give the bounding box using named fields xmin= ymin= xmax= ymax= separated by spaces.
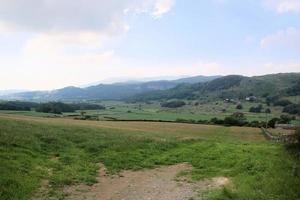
xmin=64 ymin=163 xmax=229 ymax=200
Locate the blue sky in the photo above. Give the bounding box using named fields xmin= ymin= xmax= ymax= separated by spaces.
xmin=0 ymin=0 xmax=299 ymax=90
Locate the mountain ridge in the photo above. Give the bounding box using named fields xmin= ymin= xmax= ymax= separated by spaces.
xmin=0 ymin=75 xmax=220 ymax=101
xmin=128 ymin=73 xmax=300 ymax=102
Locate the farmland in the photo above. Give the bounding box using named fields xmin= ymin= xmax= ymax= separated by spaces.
xmin=1 ymin=114 xmax=299 ymax=200
xmin=1 ymin=100 xmax=299 ymax=125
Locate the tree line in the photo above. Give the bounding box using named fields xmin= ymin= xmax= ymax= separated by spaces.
xmin=0 ymin=101 xmax=105 ymax=114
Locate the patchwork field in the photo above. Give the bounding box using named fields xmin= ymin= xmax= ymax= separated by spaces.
xmin=1 ymin=100 xmax=299 ymax=125
xmin=0 ymin=114 xmax=300 ymax=200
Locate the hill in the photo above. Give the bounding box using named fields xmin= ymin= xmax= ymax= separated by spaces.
xmin=0 ymin=75 xmax=219 ymax=101
xmin=128 ymin=73 xmax=300 ymax=102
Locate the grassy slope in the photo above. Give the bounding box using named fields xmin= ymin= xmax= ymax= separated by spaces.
xmin=0 ymin=115 xmax=300 ymax=200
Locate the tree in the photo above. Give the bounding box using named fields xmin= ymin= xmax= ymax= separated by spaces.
xmin=283 ymin=103 xmax=300 ymax=115
xmin=36 ymin=102 xmax=75 ymax=114
xmin=265 ymin=108 xmax=271 ymax=113
xmin=224 ymin=112 xmax=247 ymax=126
xmin=268 ymin=115 xmax=295 ymax=128
xmin=274 ymin=99 xmax=292 ymax=107
xmin=236 ymin=104 xmax=243 ymax=110
xmin=249 ymin=104 xmax=263 ymax=113
xmin=161 ymin=100 xmax=186 ymax=108
xmin=268 ymin=118 xmax=280 ymax=128
xmin=279 ymin=115 xmax=294 ymax=124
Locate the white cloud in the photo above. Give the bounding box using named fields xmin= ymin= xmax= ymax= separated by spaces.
xmin=0 ymin=0 xmax=176 ymax=90
xmin=264 ymin=0 xmax=300 ymax=13
xmin=0 ymin=0 xmax=172 ymax=49
xmin=152 ymin=0 xmax=175 ymax=18
xmin=0 ymin=0 xmax=173 ymax=33
xmin=260 ymin=27 xmax=300 ymax=49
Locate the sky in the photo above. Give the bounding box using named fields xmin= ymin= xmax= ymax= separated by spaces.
xmin=0 ymin=0 xmax=300 ymax=90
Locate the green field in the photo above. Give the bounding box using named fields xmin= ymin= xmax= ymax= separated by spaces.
xmin=1 ymin=100 xmax=299 ymax=125
xmin=1 ymin=114 xmax=300 ymax=200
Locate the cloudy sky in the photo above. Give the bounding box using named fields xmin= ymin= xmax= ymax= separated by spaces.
xmin=0 ymin=0 xmax=300 ymax=90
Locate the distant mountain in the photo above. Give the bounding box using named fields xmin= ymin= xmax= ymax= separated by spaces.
xmin=128 ymin=73 xmax=300 ymax=102
xmin=172 ymin=75 xmax=221 ymax=84
xmin=0 ymin=75 xmax=220 ymax=101
xmin=0 ymin=89 xmax=27 ymax=96
xmin=81 ymin=75 xmax=219 ymax=87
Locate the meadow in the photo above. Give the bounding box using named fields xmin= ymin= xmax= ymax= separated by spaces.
xmin=1 ymin=100 xmax=299 ymax=125
xmin=0 ymin=114 xmax=300 ymax=200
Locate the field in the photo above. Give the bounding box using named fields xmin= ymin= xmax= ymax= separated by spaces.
xmin=1 ymin=114 xmax=300 ymax=200
xmin=1 ymin=100 xmax=299 ymax=125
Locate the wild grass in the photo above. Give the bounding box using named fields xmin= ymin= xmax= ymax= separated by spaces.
xmin=0 ymin=115 xmax=299 ymax=200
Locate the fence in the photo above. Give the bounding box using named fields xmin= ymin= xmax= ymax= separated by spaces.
xmin=261 ymin=128 xmax=298 ymax=143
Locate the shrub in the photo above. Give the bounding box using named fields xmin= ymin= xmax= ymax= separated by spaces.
xmin=224 ymin=112 xmax=247 ymax=126
xmin=286 ymin=82 xmax=300 ymax=96
xmin=265 ymin=108 xmax=271 ymax=113
xmin=283 ymin=103 xmax=300 ymax=115
xmin=274 ymin=99 xmax=293 ymax=107
xmin=36 ymin=102 xmax=75 ymax=114
xmin=210 ymin=117 xmax=224 ymax=125
xmin=249 ymin=120 xmax=264 ymax=128
xmin=279 ymin=114 xmax=295 ymax=124
xmin=249 ymin=104 xmax=263 ymax=113
xmin=175 ymin=118 xmax=196 ymax=123
xmin=197 ymin=119 xmax=208 ymax=124
xmin=268 ymin=118 xmax=280 ymax=128
xmin=161 ymin=100 xmax=186 ymax=108
xmin=268 ymin=115 xmax=295 ymax=128
xmin=0 ymin=101 xmax=39 ymax=111
xmin=236 ymin=104 xmax=243 ymax=110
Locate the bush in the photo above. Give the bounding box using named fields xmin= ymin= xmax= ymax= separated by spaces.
xmin=210 ymin=117 xmax=224 ymax=125
xmin=197 ymin=119 xmax=208 ymax=124
xmin=279 ymin=114 xmax=295 ymax=124
xmin=249 ymin=104 xmax=263 ymax=113
xmin=0 ymin=101 xmax=39 ymax=111
xmin=224 ymin=112 xmax=247 ymax=126
xmin=268 ymin=115 xmax=295 ymax=128
xmin=249 ymin=120 xmax=264 ymax=128
xmin=36 ymin=102 xmax=75 ymax=114
xmin=266 ymin=95 xmax=279 ymax=105
xmin=161 ymin=100 xmax=186 ymax=108
xmin=274 ymin=99 xmax=293 ymax=107
xmin=268 ymin=118 xmax=280 ymax=128
xmin=286 ymin=82 xmax=300 ymax=96
xmin=236 ymin=104 xmax=243 ymax=110
xmin=175 ymin=118 xmax=196 ymax=123
xmin=283 ymin=103 xmax=300 ymax=115
xmin=265 ymin=108 xmax=271 ymax=113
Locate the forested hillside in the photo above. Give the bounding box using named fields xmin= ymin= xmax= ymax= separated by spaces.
xmin=128 ymin=73 xmax=300 ymax=102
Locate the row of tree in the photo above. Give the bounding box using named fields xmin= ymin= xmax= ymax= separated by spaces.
xmin=0 ymin=101 xmax=105 ymax=114
xmin=0 ymin=101 xmax=39 ymax=111
xmin=176 ymin=113 xmax=295 ymax=128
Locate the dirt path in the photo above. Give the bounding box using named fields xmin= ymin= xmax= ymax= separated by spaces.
xmin=64 ymin=163 xmax=229 ymax=200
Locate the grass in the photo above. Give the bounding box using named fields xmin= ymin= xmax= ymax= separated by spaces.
xmin=0 ymin=115 xmax=300 ymax=200
xmin=1 ymin=100 xmax=299 ymax=125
